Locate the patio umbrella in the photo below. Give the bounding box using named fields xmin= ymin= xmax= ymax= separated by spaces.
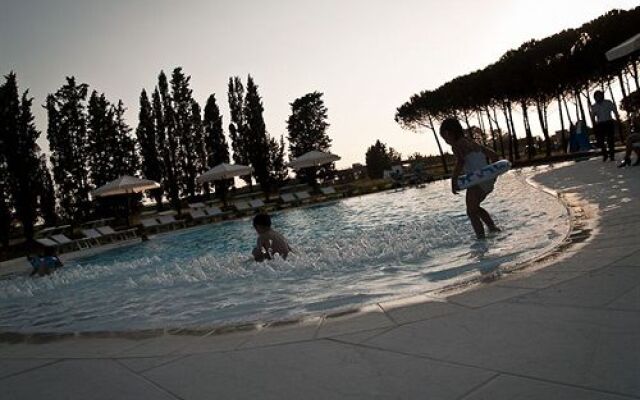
xmin=606 ymin=33 xmax=640 ymax=61
xmin=196 ymin=163 xmax=253 ymax=183
xmin=92 ymin=175 xmax=160 ymax=198
xmin=287 ymin=150 xmax=341 ymax=170
xmin=91 ymin=176 xmax=160 ymax=226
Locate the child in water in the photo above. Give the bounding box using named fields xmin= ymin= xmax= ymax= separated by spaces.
xmin=252 ymin=213 xmax=292 ymax=262
xmin=28 ymin=247 xmax=64 ymax=277
xmin=440 ymin=117 xmax=501 ymax=239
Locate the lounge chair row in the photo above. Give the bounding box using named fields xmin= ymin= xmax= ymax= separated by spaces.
xmin=187 ymin=206 xmax=233 ymax=224
xmin=141 ymin=215 xmax=187 ymax=233
xmin=279 ymin=187 xmax=343 ymax=207
xmin=35 ymin=226 xmax=138 ymax=253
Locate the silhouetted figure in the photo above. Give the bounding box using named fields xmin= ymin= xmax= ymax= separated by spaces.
xmin=590 ymin=91 xmax=619 ymax=162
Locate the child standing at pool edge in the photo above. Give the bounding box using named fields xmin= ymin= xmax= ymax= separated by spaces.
xmin=440 ymin=117 xmax=501 ymax=239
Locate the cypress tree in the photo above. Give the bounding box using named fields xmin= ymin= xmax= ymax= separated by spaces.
xmin=112 ymin=100 xmax=139 ymax=177
xmin=45 ymin=77 xmax=91 ymax=222
xmin=155 ymin=73 xmax=181 ymax=211
xmin=87 ymin=91 xmax=113 ymax=187
xmin=0 ymin=152 xmax=10 ymax=247
xmin=189 ymin=99 xmax=208 ymax=192
xmin=38 ymin=156 xmax=58 ymax=226
xmin=286 ymin=91 xmax=332 ymax=184
xmin=0 ymin=73 xmax=44 ymax=239
xmin=203 ymin=94 xmax=231 ymax=199
xmin=243 ymin=75 xmax=271 ymax=193
xmin=136 ymin=89 xmax=163 ymax=207
xmin=227 ymin=77 xmax=251 ymax=185
xmin=269 ymin=135 xmax=288 ymax=188
xmin=170 ymin=68 xmax=195 ymax=197
xmin=88 ymin=94 xmax=138 ymax=187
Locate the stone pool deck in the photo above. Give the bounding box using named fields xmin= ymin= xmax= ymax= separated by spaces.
xmin=1 ymin=158 xmax=639 ymax=399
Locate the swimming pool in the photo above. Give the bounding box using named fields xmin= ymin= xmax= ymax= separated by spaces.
xmin=0 ymin=170 xmax=569 ymax=333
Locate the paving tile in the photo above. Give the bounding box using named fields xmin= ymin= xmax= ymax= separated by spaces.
xmin=588 ymin=236 xmax=640 ymax=251
xmin=497 ymin=269 xmax=584 ymax=290
xmin=329 ymin=327 xmax=394 ymax=345
xmin=0 ymin=359 xmax=57 ymax=379
xmin=512 ymin=267 xmax=640 ymax=308
xmin=464 ymin=375 xmax=633 ymax=400
xmin=143 ymin=339 xmax=494 ymax=400
xmin=316 ymin=308 xmax=396 ymax=338
xmin=173 ymin=330 xmax=257 ymax=355
xmin=367 ymin=302 xmax=640 ymax=397
xmin=549 ymin=247 xmax=637 ymax=272
xmin=379 ymin=297 xmax=466 ymax=324
xmin=240 ymin=320 xmax=320 ymax=349
xmin=448 ymin=285 xmax=533 ymax=308
xmin=115 ymin=334 xmax=199 ymax=357
xmin=116 ymin=356 xmax=185 ymax=373
xmin=2 ymin=359 xmax=177 ymax=400
xmin=607 ymin=285 xmax=640 ymax=311
xmin=609 ymin=249 xmax=640 ymax=268
xmin=0 ymin=337 xmax=142 ymax=359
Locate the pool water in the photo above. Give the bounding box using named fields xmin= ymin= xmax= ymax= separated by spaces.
xmin=0 ymin=170 xmax=569 ymax=333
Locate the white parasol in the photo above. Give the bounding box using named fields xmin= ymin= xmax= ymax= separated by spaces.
xmin=196 ymin=163 xmax=253 ymax=183
xmin=91 ymin=175 xmax=160 ymax=198
xmin=287 ymin=150 xmax=340 ymax=170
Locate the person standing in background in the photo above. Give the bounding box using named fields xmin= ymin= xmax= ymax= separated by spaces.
xmin=590 ymin=90 xmax=620 ymax=162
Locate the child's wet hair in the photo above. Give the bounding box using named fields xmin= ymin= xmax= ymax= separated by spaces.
xmin=253 ymin=213 xmax=272 ymax=228
xmin=440 ymin=117 xmax=464 ymax=140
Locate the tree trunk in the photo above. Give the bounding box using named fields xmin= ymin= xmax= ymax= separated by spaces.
xmin=502 ymin=104 xmax=514 ymax=162
xmin=562 ymin=96 xmax=574 ymax=126
xmin=426 ymin=115 xmax=449 ymax=174
xmin=575 ymin=89 xmax=587 ymax=125
xmin=583 ymin=87 xmax=594 ymax=127
xmin=461 ymin=110 xmax=471 ymax=130
xmin=521 ymin=101 xmax=535 ymax=160
xmin=557 ymin=96 xmax=567 ymax=153
xmin=631 ymin=61 xmax=640 ymax=90
xmin=484 ymin=108 xmax=498 ymax=153
xmin=508 ymin=102 xmax=520 ymax=160
xmin=476 ymin=111 xmax=487 ymax=146
xmin=492 ymin=107 xmax=506 ymax=158
xmin=535 ymin=100 xmax=552 ymax=157
xmin=618 ymin=72 xmax=628 ymax=98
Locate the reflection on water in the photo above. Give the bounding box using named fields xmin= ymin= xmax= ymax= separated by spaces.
xmin=0 ymin=170 xmax=569 ymax=332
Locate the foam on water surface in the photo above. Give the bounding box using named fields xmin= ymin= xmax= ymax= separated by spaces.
xmin=0 ymin=170 xmax=569 ymax=332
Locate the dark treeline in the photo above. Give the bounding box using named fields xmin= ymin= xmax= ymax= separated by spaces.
xmin=396 ymin=7 xmax=640 ymax=169
xmin=0 ymin=67 xmax=334 ymax=245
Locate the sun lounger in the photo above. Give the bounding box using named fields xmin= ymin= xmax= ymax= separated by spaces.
xmin=35 ymin=238 xmax=59 ymax=248
xmin=188 ymin=202 xmax=207 ymax=209
xmin=205 ymin=206 xmax=231 ymax=220
xmin=320 ymin=186 xmax=342 ymax=200
xmin=320 ymin=186 xmax=337 ymax=195
xmin=233 ymin=201 xmax=252 ymax=215
xmin=157 ymin=215 xmax=186 ymax=230
xmin=294 ymin=191 xmax=312 ymax=204
xmin=280 ymin=193 xmax=296 ymax=203
xmin=51 ymin=234 xmax=91 ymax=251
xmin=141 ymin=218 xmax=161 ymax=233
xmin=96 ymin=226 xmax=137 ymax=241
xmin=188 ymin=209 xmax=211 ymax=224
xmin=81 ymin=228 xmax=107 ymax=245
xmin=141 ymin=218 xmax=159 ymax=228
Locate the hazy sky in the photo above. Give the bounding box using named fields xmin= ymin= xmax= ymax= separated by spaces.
xmin=1 ymin=0 xmax=637 ymax=168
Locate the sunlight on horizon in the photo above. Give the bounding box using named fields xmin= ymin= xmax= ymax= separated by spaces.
xmin=1 ymin=0 xmax=637 ymax=168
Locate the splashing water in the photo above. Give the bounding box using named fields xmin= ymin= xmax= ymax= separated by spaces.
xmin=0 ymin=171 xmax=568 ymax=333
